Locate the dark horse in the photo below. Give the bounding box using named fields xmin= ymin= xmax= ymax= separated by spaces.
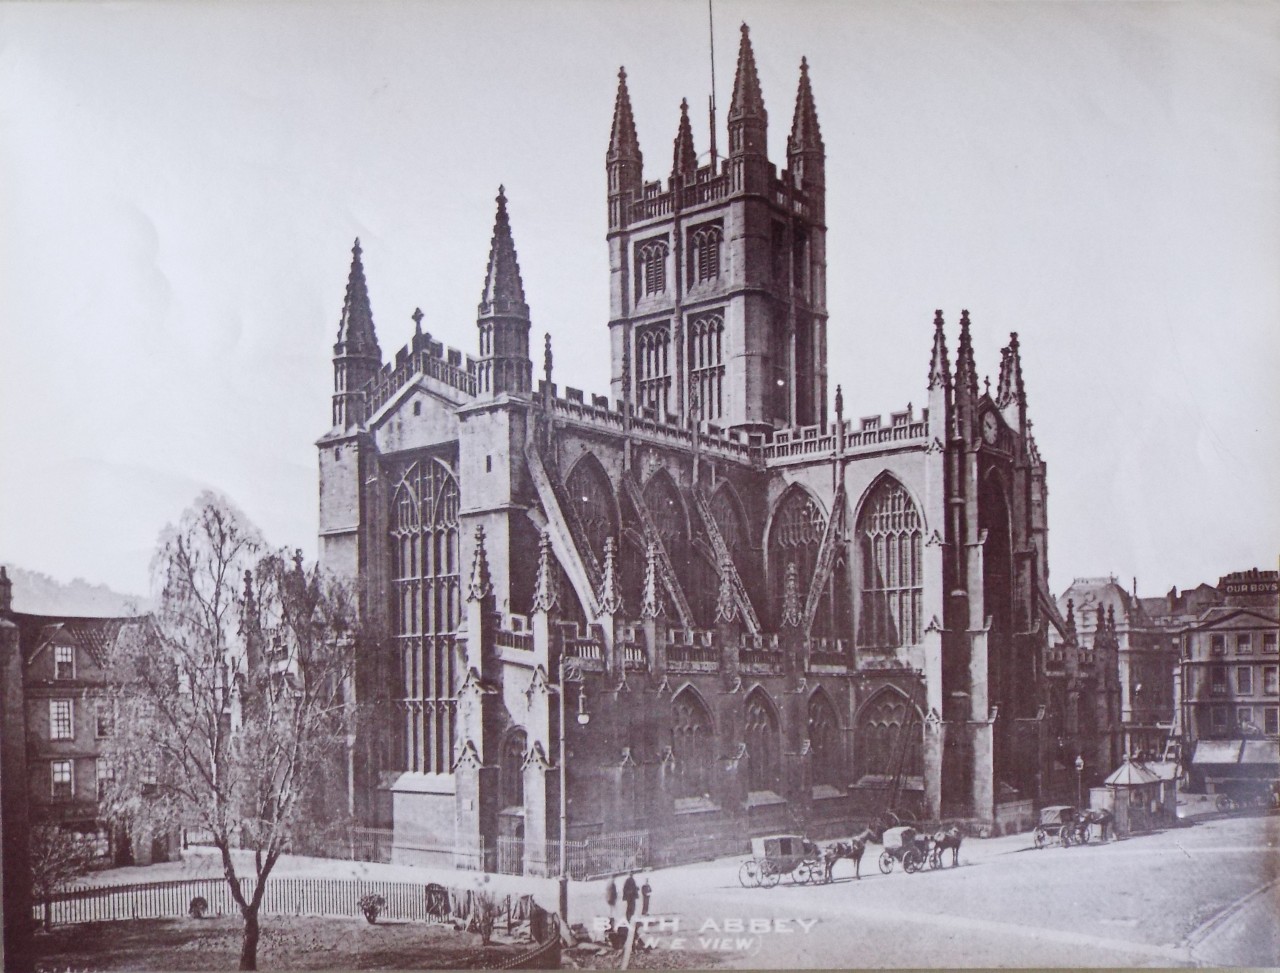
xmin=823 ymin=828 xmax=875 ymax=881
xmin=1080 ymin=808 xmax=1113 ymax=842
xmin=931 ymin=825 xmax=963 ymax=866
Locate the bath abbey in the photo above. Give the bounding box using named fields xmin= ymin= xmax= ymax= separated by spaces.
xmin=317 ymin=26 xmax=1057 ymax=872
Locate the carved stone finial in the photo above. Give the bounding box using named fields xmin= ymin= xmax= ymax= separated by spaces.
xmin=531 ymin=531 xmax=559 ymax=614
xmin=640 ymin=542 xmax=663 ymax=619
xmin=412 ymin=307 xmax=424 ymax=332
xmin=714 ymin=556 xmax=739 ymax=623
xmin=781 ymin=562 xmax=803 ymax=628
xmin=467 ymin=526 xmax=493 ymax=602
xmin=598 ymin=536 xmax=623 ymax=615
xmin=834 ymin=384 xmax=843 ymax=420
xmin=543 ymin=332 xmax=553 ymax=383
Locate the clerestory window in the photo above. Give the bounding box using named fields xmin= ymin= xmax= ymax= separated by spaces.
xmin=857 ymin=478 xmax=923 ymax=650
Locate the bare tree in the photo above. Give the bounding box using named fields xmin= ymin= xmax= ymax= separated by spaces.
xmin=30 ymin=825 xmax=97 ymax=930
xmin=102 ymin=493 xmax=357 ymax=970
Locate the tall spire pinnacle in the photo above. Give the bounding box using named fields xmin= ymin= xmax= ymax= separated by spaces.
xmin=672 ymin=98 xmax=697 ymax=180
xmin=478 ymin=186 xmax=529 ymax=320
xmin=728 ymin=24 xmax=766 ymax=124
xmin=787 ymin=56 xmax=823 ymax=156
xmin=955 ymin=309 xmax=978 ymax=398
xmin=336 ymin=238 xmax=380 ymax=358
xmin=640 ymin=542 xmax=664 ymax=619
xmin=608 ymin=67 xmax=642 ymax=165
xmin=531 ymin=531 xmax=559 ymax=614
xmin=928 ymin=309 xmax=952 ymax=391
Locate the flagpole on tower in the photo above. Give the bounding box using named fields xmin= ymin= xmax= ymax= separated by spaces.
xmin=708 ymin=0 xmax=718 ymax=169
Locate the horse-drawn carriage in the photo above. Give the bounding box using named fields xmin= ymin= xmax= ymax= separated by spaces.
xmin=1033 ymin=805 xmax=1084 ymax=848
xmin=738 ymin=834 xmax=825 ymax=888
xmin=877 ymin=826 xmax=931 ymax=874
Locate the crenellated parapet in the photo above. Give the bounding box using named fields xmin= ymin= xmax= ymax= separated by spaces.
xmin=363 ymin=332 xmax=477 ymax=419
xmin=538 ymin=378 xmax=928 ymax=468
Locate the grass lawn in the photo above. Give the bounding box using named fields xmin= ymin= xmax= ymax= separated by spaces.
xmin=32 ymin=915 xmax=534 ymax=971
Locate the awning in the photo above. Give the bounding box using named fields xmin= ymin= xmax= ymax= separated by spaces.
xmin=1240 ymin=740 xmax=1280 ymax=765
xmin=1192 ymin=740 xmax=1244 ymax=765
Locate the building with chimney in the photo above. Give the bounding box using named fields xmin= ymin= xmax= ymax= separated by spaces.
xmin=317 ymin=27 xmax=1058 ymax=870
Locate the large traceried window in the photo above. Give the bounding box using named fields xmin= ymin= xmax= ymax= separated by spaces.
xmin=692 ymin=485 xmax=750 ymax=628
xmin=391 ymin=458 xmax=461 ymax=775
xmin=767 ymin=487 xmax=848 ymax=639
xmin=744 ymin=690 xmax=781 ymax=795
xmin=688 ymin=312 xmax=725 ymax=422
xmin=565 ymin=455 xmax=617 ymax=572
xmin=857 ymin=478 xmax=923 ymax=650
xmin=634 ymin=323 xmax=672 ymax=415
xmin=672 ymin=688 xmax=714 ymax=801
xmin=807 ymin=691 xmax=841 ymax=789
xmin=635 ymin=238 xmax=669 ymax=298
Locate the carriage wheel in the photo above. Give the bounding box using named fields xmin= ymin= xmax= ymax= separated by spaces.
xmin=1215 ymin=794 xmax=1234 ymax=812
xmin=1033 ymin=828 xmax=1048 ymax=849
xmin=739 ymin=860 xmax=760 ymax=888
xmin=878 ymin=851 xmax=894 ymax=874
xmin=793 ymin=861 xmax=814 ymax=885
xmin=928 ymin=848 xmax=942 ymax=870
xmin=760 ymin=864 xmax=781 ymax=888
xmin=903 ymin=849 xmax=922 ymax=874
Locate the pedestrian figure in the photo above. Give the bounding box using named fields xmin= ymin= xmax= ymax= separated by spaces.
xmin=605 ymin=874 xmax=618 ymax=918
xmin=622 ymin=871 xmax=639 ymax=922
xmin=641 ymin=877 xmax=651 ymax=916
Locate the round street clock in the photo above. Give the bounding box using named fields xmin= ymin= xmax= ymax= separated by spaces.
xmin=981 ymin=411 xmax=1000 ymax=445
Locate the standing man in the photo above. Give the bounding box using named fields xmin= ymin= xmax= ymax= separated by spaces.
xmin=640 ymin=876 xmax=652 ymax=916
xmin=605 ymin=874 xmax=618 ymax=920
xmin=622 ymin=872 xmax=639 ymax=922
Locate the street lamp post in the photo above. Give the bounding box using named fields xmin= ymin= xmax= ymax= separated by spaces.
xmin=557 ymin=656 xmax=588 ymax=922
xmin=1075 ymin=755 xmax=1085 ymax=808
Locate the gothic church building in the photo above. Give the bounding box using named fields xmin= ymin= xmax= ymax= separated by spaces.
xmin=318 ymin=27 xmax=1056 ymax=870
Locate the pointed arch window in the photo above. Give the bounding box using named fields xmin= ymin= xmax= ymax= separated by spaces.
xmin=634 ymin=323 xmax=672 ymax=415
xmin=768 ymin=487 xmax=848 ymax=638
xmin=744 ymin=691 xmax=781 ymax=795
xmin=390 ymin=458 xmax=461 ymax=775
xmin=501 ymin=730 xmax=527 ymax=811
xmin=856 ymin=690 xmax=922 ymax=783
xmin=565 ymin=456 xmax=617 ymax=572
xmin=672 ymin=689 xmax=714 ymax=800
xmin=642 ymin=471 xmax=687 ymax=586
xmin=688 ymin=312 xmax=725 ymax=421
xmin=635 ymin=238 xmax=669 ymax=298
xmin=856 ymin=478 xmax=923 ymax=649
xmin=692 ymin=486 xmax=751 ymax=628
xmin=807 ymin=692 xmax=841 ymax=789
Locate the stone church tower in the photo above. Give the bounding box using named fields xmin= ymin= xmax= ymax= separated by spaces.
xmin=317 ymin=26 xmax=1058 ymax=871
xmin=608 ymin=26 xmax=827 ymax=433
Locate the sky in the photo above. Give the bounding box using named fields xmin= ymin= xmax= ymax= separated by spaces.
xmin=1 ymin=0 xmax=1277 ymax=601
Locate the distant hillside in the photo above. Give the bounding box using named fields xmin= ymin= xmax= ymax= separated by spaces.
xmin=2 ymin=565 xmax=150 ymax=617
